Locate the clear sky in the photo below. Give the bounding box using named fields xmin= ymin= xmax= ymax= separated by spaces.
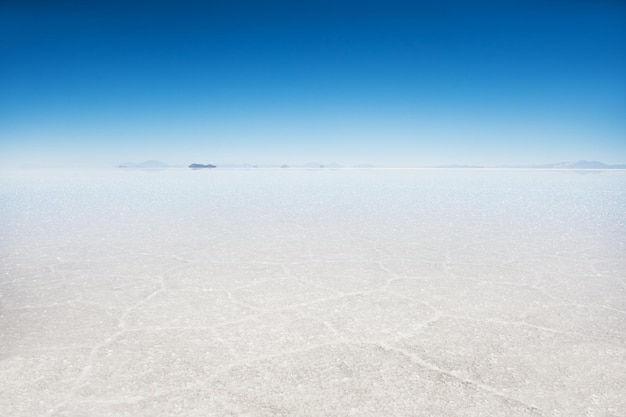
xmin=1 ymin=0 xmax=624 ymax=167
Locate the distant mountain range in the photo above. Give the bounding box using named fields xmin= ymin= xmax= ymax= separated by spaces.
xmin=527 ymin=160 xmax=626 ymax=169
xmin=432 ymin=160 xmax=626 ymax=169
xmin=118 ymin=160 xmax=626 ymax=169
xmin=118 ymin=160 xmax=363 ymax=169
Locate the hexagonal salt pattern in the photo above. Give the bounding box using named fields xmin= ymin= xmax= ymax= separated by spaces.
xmin=1 ymin=168 xmax=625 ymax=417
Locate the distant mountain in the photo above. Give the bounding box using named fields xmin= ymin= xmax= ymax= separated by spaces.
xmin=533 ymin=160 xmax=626 ymax=169
xmin=119 ymin=160 xmax=171 ymax=168
xmin=189 ymin=163 xmax=216 ymax=169
xmin=554 ymin=160 xmax=626 ymax=169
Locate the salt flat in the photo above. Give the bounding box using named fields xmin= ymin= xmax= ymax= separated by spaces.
xmin=1 ymin=168 xmax=625 ymax=416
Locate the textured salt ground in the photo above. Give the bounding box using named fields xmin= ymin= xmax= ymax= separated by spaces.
xmin=1 ymin=168 xmax=625 ymax=417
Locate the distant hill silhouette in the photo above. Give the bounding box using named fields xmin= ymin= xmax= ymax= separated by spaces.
xmin=189 ymin=163 xmax=216 ymax=169
xmin=114 ymin=159 xmax=624 ymax=170
xmin=531 ymin=160 xmax=626 ymax=169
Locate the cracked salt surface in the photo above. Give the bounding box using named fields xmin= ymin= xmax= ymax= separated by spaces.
xmin=1 ymin=168 xmax=625 ymax=417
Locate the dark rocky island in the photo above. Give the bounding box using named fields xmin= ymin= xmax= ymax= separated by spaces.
xmin=189 ymin=163 xmax=217 ymax=169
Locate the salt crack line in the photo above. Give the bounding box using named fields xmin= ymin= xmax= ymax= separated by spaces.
xmin=445 ymin=314 xmax=570 ymax=336
xmin=42 ymin=329 xmax=129 ymax=417
xmin=373 ymin=341 xmax=545 ymax=416
xmin=117 ymin=275 xmax=166 ymax=329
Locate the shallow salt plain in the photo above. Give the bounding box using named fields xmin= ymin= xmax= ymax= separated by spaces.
xmin=1 ymin=168 xmax=625 ymax=417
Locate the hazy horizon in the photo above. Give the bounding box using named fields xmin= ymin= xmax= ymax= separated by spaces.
xmin=1 ymin=1 xmax=625 ymax=168
xmin=5 ymin=159 xmax=626 ymax=170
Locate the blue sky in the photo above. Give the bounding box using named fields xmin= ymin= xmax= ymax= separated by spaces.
xmin=1 ymin=0 xmax=624 ymax=167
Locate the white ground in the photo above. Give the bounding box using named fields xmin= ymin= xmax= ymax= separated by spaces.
xmin=1 ymin=168 xmax=625 ymax=416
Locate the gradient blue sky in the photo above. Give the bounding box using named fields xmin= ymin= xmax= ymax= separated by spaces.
xmin=1 ymin=0 xmax=625 ymax=167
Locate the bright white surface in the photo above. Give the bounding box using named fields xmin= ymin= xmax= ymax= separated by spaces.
xmin=1 ymin=168 xmax=625 ymax=416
